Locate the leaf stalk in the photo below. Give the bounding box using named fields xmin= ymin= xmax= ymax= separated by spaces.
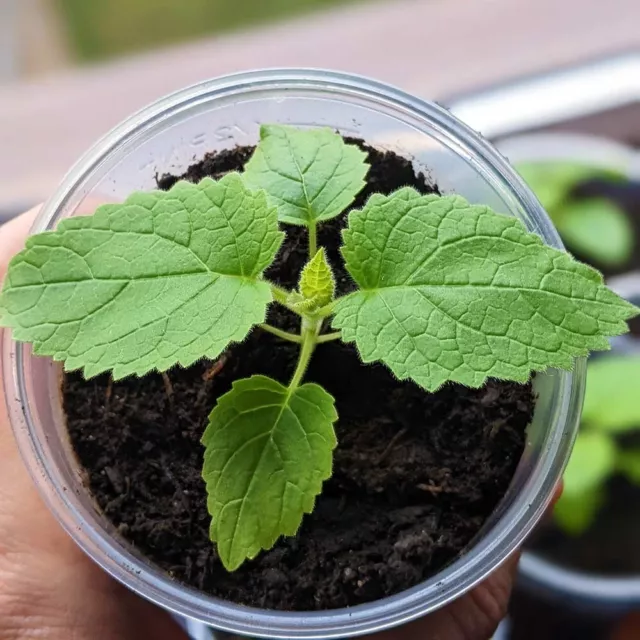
xmin=259 ymin=324 xmax=303 ymax=343
xmin=308 ymin=222 xmax=318 ymax=257
xmin=289 ymin=324 xmax=320 ymax=391
xmin=316 ymin=331 xmax=342 ymax=343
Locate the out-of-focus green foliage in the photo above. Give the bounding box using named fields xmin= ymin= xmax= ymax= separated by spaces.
xmin=58 ymin=0 xmax=369 ymax=61
xmin=516 ymin=161 xmax=632 ymax=267
xmin=555 ymin=356 xmax=640 ymax=535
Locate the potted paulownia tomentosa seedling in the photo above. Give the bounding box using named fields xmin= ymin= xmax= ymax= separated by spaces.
xmin=2 ymin=123 xmax=637 ymax=578
xmin=2 ymin=71 xmax=639 ymax=637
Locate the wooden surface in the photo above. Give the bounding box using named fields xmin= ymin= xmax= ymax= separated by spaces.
xmin=1 ymin=0 xmax=639 ymax=212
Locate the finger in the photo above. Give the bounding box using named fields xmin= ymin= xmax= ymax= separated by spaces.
xmin=551 ymin=481 xmax=563 ymax=506
xmin=0 ymin=207 xmax=189 ymax=640
xmin=540 ymin=481 xmax=563 ymax=524
xmin=0 ymin=206 xmax=40 ymax=282
xmin=362 ymin=550 xmax=520 ymax=640
xmin=612 ymin=612 xmax=640 ymax=640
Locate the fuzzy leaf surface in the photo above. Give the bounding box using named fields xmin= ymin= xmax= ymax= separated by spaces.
xmin=333 ymin=189 xmax=637 ymax=391
xmin=201 ymin=375 xmax=337 ymax=570
xmin=582 ymin=356 xmax=640 ymax=433
xmin=243 ymin=124 xmax=368 ymax=225
xmin=299 ymin=248 xmax=335 ymax=308
xmin=557 ymin=199 xmax=633 ymax=267
xmin=0 ymin=175 xmax=283 ymax=378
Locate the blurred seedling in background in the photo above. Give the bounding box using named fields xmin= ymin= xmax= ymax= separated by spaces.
xmin=516 ymin=162 xmax=633 ymax=267
xmin=555 ymin=355 xmax=640 ymax=535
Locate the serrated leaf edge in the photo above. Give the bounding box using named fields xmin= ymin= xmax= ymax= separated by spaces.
xmin=201 ymin=374 xmax=338 ymax=570
xmin=0 ymin=174 xmax=283 ymax=379
xmin=333 ymin=189 xmax=638 ymax=391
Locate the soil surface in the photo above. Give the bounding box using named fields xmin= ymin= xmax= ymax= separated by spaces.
xmin=64 ymin=140 xmax=534 ymax=611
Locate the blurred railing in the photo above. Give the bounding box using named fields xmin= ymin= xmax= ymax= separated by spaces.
xmin=0 ymin=0 xmax=639 ymax=218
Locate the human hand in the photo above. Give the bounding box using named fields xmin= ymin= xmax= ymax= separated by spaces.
xmin=0 ymin=208 xmax=548 ymax=640
xmin=0 ymin=208 xmax=188 ymax=640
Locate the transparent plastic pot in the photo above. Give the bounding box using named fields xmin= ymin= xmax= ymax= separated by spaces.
xmin=1 ymin=69 xmax=585 ymax=639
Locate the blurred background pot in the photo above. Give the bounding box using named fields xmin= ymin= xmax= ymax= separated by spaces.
xmin=515 ymin=273 xmax=640 ymax=621
xmin=1 ymin=69 xmax=585 ymax=639
xmin=496 ymin=134 xmax=640 ymax=640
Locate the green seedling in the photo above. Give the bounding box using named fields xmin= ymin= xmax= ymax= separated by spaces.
xmin=555 ymin=355 xmax=640 ymax=535
xmin=1 ymin=125 xmax=637 ymax=570
xmin=516 ymin=161 xmax=633 ymax=267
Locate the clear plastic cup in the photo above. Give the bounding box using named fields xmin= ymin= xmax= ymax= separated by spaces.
xmin=1 ymin=69 xmax=585 ymax=639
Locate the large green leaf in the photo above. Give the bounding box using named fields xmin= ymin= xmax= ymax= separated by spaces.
xmin=202 ymin=375 xmax=337 ymax=570
xmin=0 ymin=174 xmax=283 ymax=379
xmin=582 ymin=356 xmax=640 ymax=433
xmin=333 ymin=189 xmax=637 ymax=391
xmin=243 ymin=124 xmax=368 ymax=226
xmin=556 ymin=199 xmax=633 ymax=267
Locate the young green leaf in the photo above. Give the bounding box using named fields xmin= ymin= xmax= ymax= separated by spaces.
xmin=563 ymin=431 xmax=617 ymax=496
xmin=299 ymin=248 xmax=335 ymax=309
xmin=554 ymin=487 xmax=605 ymax=536
xmin=582 ymin=356 xmax=640 ymax=433
xmin=243 ymin=124 xmax=369 ymax=226
xmin=516 ymin=161 xmax=626 ymax=213
xmin=0 ymin=174 xmax=283 ymax=379
xmin=333 ymin=189 xmax=637 ymax=391
xmin=201 ymin=375 xmax=338 ymax=571
xmin=284 ymin=291 xmax=319 ymax=314
xmin=617 ymin=449 xmax=640 ymax=485
xmin=556 ymin=199 xmax=633 ymax=267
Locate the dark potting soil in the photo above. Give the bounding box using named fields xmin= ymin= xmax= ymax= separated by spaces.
xmin=64 ymin=140 xmax=534 ymax=611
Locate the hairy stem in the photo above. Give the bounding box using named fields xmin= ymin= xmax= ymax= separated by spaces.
xmin=316 ymin=331 xmax=342 ymax=343
xmin=289 ymin=326 xmax=319 ymax=391
xmin=270 ymin=283 xmax=291 ymax=305
xmin=259 ymin=323 xmax=303 ymax=343
xmin=308 ymin=222 xmax=317 ymax=257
